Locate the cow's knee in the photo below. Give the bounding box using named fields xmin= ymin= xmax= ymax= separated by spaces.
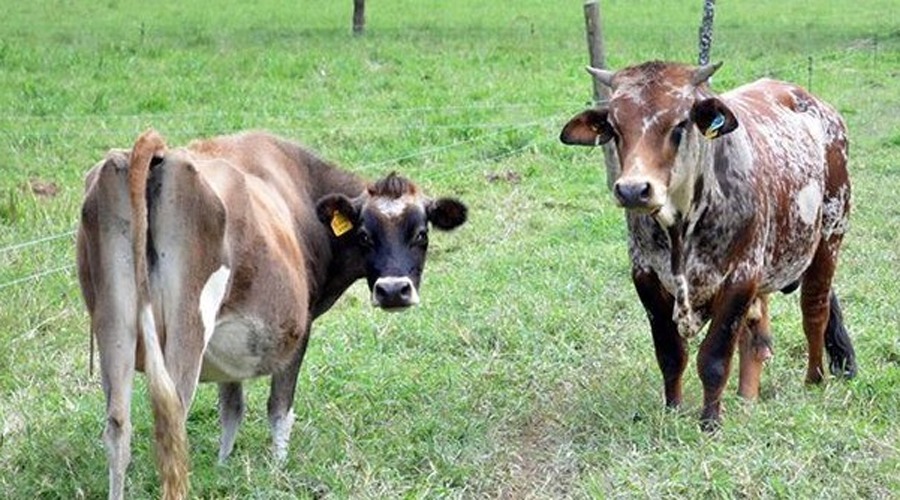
xmin=699 ymin=356 xmax=727 ymax=390
xmin=103 ymin=414 xmax=132 ymax=450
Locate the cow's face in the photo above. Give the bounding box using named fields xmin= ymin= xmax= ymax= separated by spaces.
xmin=560 ymin=61 xmax=738 ymax=226
xmin=316 ymin=173 xmax=467 ymax=310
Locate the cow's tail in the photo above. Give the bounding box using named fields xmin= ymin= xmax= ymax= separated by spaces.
xmin=129 ymin=129 xmax=190 ymax=499
xmin=824 ymin=290 xmax=857 ymax=379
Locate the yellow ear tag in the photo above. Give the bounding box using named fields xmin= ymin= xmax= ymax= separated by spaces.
xmin=330 ymin=211 xmax=353 ymax=237
xmin=704 ymin=128 xmax=719 ymax=140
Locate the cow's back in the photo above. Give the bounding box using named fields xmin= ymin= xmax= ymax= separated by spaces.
xmin=718 ymin=79 xmax=850 ymax=293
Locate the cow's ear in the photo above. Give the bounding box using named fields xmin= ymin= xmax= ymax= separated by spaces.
xmin=427 ymin=197 xmax=467 ymax=231
xmin=316 ymin=194 xmax=360 ymax=238
xmin=691 ymin=98 xmax=738 ymax=139
xmin=559 ymin=108 xmax=615 ymax=146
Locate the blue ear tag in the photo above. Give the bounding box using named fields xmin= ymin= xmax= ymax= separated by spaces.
xmin=705 ymin=113 xmax=725 ymax=139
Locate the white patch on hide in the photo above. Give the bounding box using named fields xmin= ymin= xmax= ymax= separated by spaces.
xmin=673 ymin=274 xmax=701 ymax=338
xmin=822 ymin=184 xmax=850 ymax=238
xmin=199 ymin=265 xmax=231 ymax=347
xmin=796 ymin=183 xmax=822 ymax=225
xmin=270 ymin=408 xmax=295 ymax=463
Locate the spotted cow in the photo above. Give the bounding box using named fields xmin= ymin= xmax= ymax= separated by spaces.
xmin=559 ymin=61 xmax=856 ymax=428
xmin=76 ymin=130 xmax=467 ymax=499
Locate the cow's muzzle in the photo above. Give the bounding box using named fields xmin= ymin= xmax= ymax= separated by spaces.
xmin=372 ymin=276 xmax=420 ymax=310
xmin=613 ymin=180 xmax=654 ymax=209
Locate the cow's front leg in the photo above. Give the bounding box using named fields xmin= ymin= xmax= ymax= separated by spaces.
xmin=217 ymin=382 xmax=245 ymax=463
xmin=267 ymin=329 xmax=310 ymax=462
xmin=737 ymin=295 xmax=773 ymax=400
xmin=633 ymin=268 xmax=686 ymax=408
xmin=697 ymin=281 xmax=757 ymax=430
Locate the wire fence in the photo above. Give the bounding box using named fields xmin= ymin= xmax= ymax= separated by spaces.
xmin=0 ymin=229 xmax=76 ymax=255
xmin=0 ymin=264 xmax=76 ymax=292
xmin=0 ymin=101 xmax=574 ymax=124
xmin=0 ymin=39 xmax=890 ymax=294
xmin=0 ymin=111 xmax=564 ymax=293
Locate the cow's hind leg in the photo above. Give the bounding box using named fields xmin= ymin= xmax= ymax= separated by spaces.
xmin=633 ymin=268 xmax=687 ymax=408
xmin=800 ymin=237 xmax=854 ymax=384
xmin=98 ymin=316 xmax=137 ymax=500
xmin=737 ymin=295 xmax=773 ymax=400
xmin=81 ymin=154 xmax=139 ymax=499
xmin=148 ymin=154 xmax=230 ymax=475
xmin=217 ymin=382 xmax=245 ymax=463
xmin=267 ymin=330 xmax=310 ymax=462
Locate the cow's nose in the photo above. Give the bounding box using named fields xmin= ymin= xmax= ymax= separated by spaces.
xmin=372 ymin=277 xmax=420 ymax=310
xmin=614 ymin=181 xmax=653 ymax=208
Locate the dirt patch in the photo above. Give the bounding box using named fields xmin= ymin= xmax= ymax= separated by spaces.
xmin=28 ymin=178 xmax=60 ymax=199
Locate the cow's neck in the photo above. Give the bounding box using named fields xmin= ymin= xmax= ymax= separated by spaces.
xmin=303 ymin=153 xmax=367 ymax=205
xmin=311 ymin=258 xmax=365 ymax=319
xmin=289 ymin=153 xmax=370 ymax=319
xmin=652 ymin=137 xmax=718 ymax=338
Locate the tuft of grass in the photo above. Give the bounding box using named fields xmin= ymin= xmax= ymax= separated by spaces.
xmin=0 ymin=189 xmax=22 ymax=225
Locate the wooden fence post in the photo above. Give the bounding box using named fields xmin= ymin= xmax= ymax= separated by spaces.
xmin=583 ymin=0 xmax=619 ymax=190
xmin=353 ymin=0 xmax=366 ymax=36
xmin=698 ymin=0 xmax=716 ymax=65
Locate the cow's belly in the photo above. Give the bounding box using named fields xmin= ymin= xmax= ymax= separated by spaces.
xmin=642 ymin=231 xmax=821 ymax=308
xmin=760 ymin=235 xmax=820 ymax=294
xmin=199 ymin=314 xmax=286 ymax=383
xmin=760 ymin=199 xmax=824 ymax=293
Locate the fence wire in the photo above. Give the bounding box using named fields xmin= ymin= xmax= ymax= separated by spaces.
xmin=0 ymin=264 xmax=76 ymax=292
xmin=0 ymin=112 xmax=564 ymax=293
xmin=0 ymin=230 xmax=76 ymax=255
xmin=1 ymin=43 xmax=886 ymax=292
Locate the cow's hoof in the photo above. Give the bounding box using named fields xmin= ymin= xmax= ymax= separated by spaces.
xmin=699 ymin=416 xmax=722 ymax=433
xmin=699 ymin=405 xmax=722 ymax=433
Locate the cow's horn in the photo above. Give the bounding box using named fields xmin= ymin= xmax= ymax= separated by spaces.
xmin=586 ymin=66 xmax=615 ymax=88
xmin=692 ymin=61 xmax=723 ymax=86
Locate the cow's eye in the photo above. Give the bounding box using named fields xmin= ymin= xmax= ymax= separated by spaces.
xmin=358 ymin=229 xmax=374 ymax=249
xmin=411 ymin=229 xmax=428 ymax=247
xmin=671 ymin=120 xmax=688 ymax=147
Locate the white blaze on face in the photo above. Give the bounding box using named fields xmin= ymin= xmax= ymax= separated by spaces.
xmin=372 ymin=195 xmax=421 ymax=219
xmin=796 ymin=183 xmax=822 ymax=225
xmin=199 ymin=265 xmax=231 ymax=347
xmin=641 ymin=110 xmax=665 ymax=137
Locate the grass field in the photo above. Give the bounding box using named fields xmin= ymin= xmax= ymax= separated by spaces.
xmin=1 ymin=0 xmax=899 ymax=497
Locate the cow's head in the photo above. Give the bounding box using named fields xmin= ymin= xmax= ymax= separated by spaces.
xmin=316 ymin=173 xmax=467 ymax=310
xmin=560 ymin=61 xmax=738 ymax=226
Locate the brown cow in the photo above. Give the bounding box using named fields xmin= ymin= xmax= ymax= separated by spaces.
xmin=76 ymin=129 xmax=467 ymax=499
xmin=560 ymin=61 xmax=856 ymax=429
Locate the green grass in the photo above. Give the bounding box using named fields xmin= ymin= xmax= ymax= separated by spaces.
xmin=1 ymin=0 xmax=899 ymax=497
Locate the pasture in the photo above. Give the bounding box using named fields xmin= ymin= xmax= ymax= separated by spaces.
xmin=1 ymin=0 xmax=898 ymax=497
